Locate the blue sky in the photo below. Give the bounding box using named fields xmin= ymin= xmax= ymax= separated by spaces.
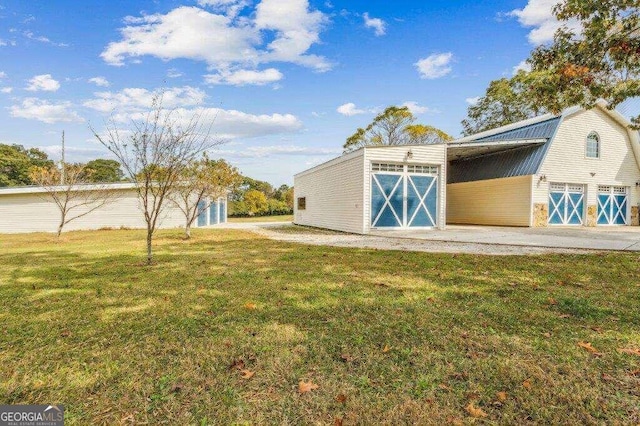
xmin=0 ymin=0 xmax=636 ymax=185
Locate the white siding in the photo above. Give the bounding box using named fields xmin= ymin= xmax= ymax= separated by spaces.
xmin=363 ymin=145 xmax=447 ymax=232
xmin=447 ymin=175 xmax=533 ymax=226
xmin=533 ymin=108 xmax=640 ymax=210
xmin=293 ymin=151 xmax=365 ymax=234
xmin=0 ymin=188 xmax=186 ymax=234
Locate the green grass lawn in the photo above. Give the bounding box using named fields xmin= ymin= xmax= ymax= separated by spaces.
xmin=228 ymin=214 xmax=293 ymax=223
xmin=1 ymin=229 xmax=639 ymax=424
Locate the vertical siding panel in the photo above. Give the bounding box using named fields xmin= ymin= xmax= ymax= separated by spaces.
xmin=447 ymin=175 xmax=532 ymax=226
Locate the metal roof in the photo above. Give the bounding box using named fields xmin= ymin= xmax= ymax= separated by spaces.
xmin=448 ymin=117 xmax=562 ymax=184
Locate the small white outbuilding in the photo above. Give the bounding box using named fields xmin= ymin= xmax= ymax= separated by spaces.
xmin=294 ymin=144 xmax=448 ymax=234
xmin=0 ymin=182 xmax=227 ymax=234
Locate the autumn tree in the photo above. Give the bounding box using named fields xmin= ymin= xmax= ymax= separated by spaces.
xmin=29 ymin=164 xmax=117 ymax=237
xmin=169 ymin=156 xmax=241 ymax=239
xmin=243 ymin=189 xmax=269 ymax=215
xmin=92 ymin=93 xmax=222 ymax=264
xmin=461 ymin=74 xmax=548 ymax=135
xmin=343 ymin=106 xmax=452 ymax=153
xmin=526 ymin=1 xmax=640 ymax=125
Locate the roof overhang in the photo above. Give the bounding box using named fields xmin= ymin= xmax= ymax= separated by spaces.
xmin=447 ymin=138 xmax=547 ymax=161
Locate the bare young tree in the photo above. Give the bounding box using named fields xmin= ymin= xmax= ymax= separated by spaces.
xmin=29 ymin=164 xmax=117 ymax=237
xmin=169 ymin=156 xmax=241 ymax=239
xmin=92 ymin=94 xmax=222 ymax=264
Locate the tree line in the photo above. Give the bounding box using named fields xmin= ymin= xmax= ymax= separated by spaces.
xmin=228 ymin=176 xmax=293 ymax=217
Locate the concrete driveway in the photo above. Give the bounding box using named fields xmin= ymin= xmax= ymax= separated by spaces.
xmin=370 ymin=225 xmax=640 ymax=251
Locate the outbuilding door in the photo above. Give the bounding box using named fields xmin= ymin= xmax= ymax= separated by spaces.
xmin=371 ymin=163 xmax=438 ymax=228
xmin=548 ymin=183 xmax=584 ymax=225
xmin=597 ymin=186 xmax=628 ymax=225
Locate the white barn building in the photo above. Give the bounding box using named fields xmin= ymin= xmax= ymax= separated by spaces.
xmin=0 ymin=182 xmax=227 ymax=234
xmin=294 ymin=103 xmax=640 ymax=233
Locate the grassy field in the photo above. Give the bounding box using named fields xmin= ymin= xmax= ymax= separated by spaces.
xmin=228 ymin=214 xmax=293 ymax=223
xmin=1 ymin=229 xmax=639 ymax=424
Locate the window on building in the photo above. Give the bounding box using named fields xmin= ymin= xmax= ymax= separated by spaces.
xmin=586 ymin=132 xmax=600 ymax=158
xmin=297 ymin=197 xmax=306 ymax=210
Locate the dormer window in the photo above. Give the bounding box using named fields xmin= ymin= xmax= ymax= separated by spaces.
xmin=586 ymin=132 xmax=600 ymax=158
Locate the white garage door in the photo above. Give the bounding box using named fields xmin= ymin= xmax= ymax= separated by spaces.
xmin=597 ymin=186 xmax=628 ymax=225
xmin=371 ymin=163 xmax=438 ymax=228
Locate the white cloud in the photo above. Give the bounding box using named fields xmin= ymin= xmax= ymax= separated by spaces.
xmin=512 ymin=60 xmax=532 ymax=75
xmin=110 ymin=107 xmax=303 ymax=140
xmin=1 ymin=87 xmax=13 ymax=94
xmin=101 ymin=2 xmax=330 ymax=73
xmin=83 ymin=86 xmax=207 ymax=113
xmin=465 ymin=97 xmax=480 ymax=105
xmin=401 ymin=101 xmax=438 ymax=115
xmin=197 ymin=0 xmax=249 ymax=18
xmin=217 ymin=144 xmax=340 ymax=158
xmin=9 ymin=98 xmax=83 ymax=124
xmin=415 ymin=52 xmax=453 ymax=79
xmin=23 ymin=31 xmax=68 ymax=47
xmin=167 ymin=68 xmax=183 ymax=78
xmin=509 ymin=0 xmax=580 ymax=45
xmin=204 ymin=68 xmax=283 ymax=86
xmin=337 ymin=102 xmax=370 ymax=116
xmin=88 ymin=76 xmax=110 ymax=87
xmin=363 ymin=12 xmax=386 ymax=36
xmin=0 ymin=71 xmax=6 ymax=79
xmin=26 ymin=74 xmax=60 ymax=92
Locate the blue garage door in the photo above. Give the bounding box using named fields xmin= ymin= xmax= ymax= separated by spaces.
xmin=197 ymin=200 xmax=207 ymax=227
xmin=220 ymin=199 xmax=227 ymax=223
xmin=371 ymin=163 xmax=439 ymax=228
xmin=209 ymin=201 xmax=219 ymax=225
xmin=549 ymin=183 xmax=584 ymax=225
xmin=597 ymin=186 xmax=628 ymax=225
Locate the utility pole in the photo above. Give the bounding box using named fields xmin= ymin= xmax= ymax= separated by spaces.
xmin=60 ymin=130 xmax=65 ymax=185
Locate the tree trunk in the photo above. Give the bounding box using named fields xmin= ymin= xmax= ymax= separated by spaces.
xmin=146 ymin=230 xmax=153 ymax=265
xmin=56 ymin=213 xmax=65 ymax=238
xmin=184 ymin=223 xmax=191 ymax=239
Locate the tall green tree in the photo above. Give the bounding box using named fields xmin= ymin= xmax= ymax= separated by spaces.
xmin=527 ymin=0 xmax=640 ymax=125
xmin=84 ymin=159 xmax=124 ymax=183
xmin=0 ymin=144 xmax=54 ymax=187
xmin=461 ymin=74 xmax=547 ymax=136
xmin=343 ymin=106 xmax=452 ymax=153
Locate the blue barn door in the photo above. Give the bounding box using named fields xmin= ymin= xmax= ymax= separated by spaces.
xmin=197 ymin=200 xmax=207 ymax=227
xmin=220 ymin=199 xmax=227 ymax=223
xmin=597 ymin=186 xmax=628 ymax=225
xmin=406 ymin=175 xmax=438 ymax=227
xmin=549 ymin=183 xmax=584 ymax=225
xmin=371 ymin=174 xmax=404 ymax=227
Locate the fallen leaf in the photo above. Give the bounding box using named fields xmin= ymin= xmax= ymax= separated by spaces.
xmin=382 ymin=345 xmax=391 ymax=353
xmin=334 ymin=417 xmax=343 ymax=426
xmin=170 ymin=383 xmax=184 ymax=393
xmin=335 ymin=394 xmax=347 ymax=403
xmin=548 ymin=298 xmax=558 ymax=305
xmin=438 ymin=383 xmax=451 ymax=391
xmin=590 ymin=326 xmax=603 ymax=333
xmin=543 ymin=332 xmax=551 ymax=338
xmin=340 ymin=354 xmax=353 ymax=363
xmin=578 ymin=341 xmax=598 ymax=353
xmin=522 ymin=379 xmax=532 ymax=390
xmin=496 ymin=391 xmax=508 ymax=402
xmin=465 ymin=403 xmax=488 ymax=418
xmin=559 ymin=314 xmax=572 ymax=319
xmin=299 ymin=380 xmax=319 ymax=393
xmin=618 ymin=348 xmax=640 ymax=356
xmin=60 ymin=330 xmax=71 ymax=337
xmin=240 ymin=370 xmax=255 ymax=379
xmin=244 ymin=303 xmax=257 ymax=310
xmin=229 ymin=359 xmax=245 ymax=370
xmin=628 ymin=369 xmax=640 ymax=377
xmin=601 ymin=373 xmax=614 ymax=382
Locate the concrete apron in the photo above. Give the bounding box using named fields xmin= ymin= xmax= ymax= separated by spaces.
xmin=369 ymin=225 xmax=640 ymax=251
